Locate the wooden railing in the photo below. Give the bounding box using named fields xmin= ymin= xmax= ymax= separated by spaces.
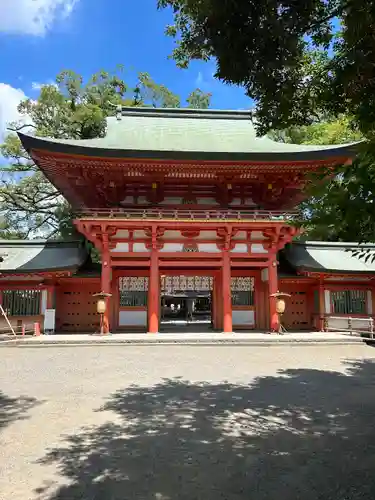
xmin=77 ymin=208 xmax=298 ymax=221
xmin=324 ymin=315 xmax=374 ymax=338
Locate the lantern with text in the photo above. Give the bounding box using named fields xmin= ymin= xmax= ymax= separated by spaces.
xmin=270 ymin=292 xmax=291 ymax=334
xmin=93 ymin=292 xmax=112 ymax=335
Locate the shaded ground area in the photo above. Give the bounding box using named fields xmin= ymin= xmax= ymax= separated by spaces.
xmin=1 ymin=345 xmax=375 ymax=499
xmin=0 ymin=390 xmax=40 ymax=430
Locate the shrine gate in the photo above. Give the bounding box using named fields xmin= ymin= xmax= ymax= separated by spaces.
xmin=18 ymin=107 xmax=358 ymax=333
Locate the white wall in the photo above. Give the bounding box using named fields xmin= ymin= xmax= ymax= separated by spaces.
xmin=231 ymin=243 xmax=248 ymax=253
xmin=160 ymin=243 xmax=184 ymax=252
xmin=111 ymin=243 xmax=129 ymax=252
xmin=119 ymin=310 xmax=147 ymax=327
xmin=233 ymin=310 xmax=255 ymax=327
xmin=133 ymin=243 xmax=149 ymax=252
xmin=251 ymin=244 xmax=267 ymax=254
xmin=41 ymin=290 xmax=48 ymax=315
xmin=324 ymin=290 xmax=331 ymax=314
xmin=198 ymin=244 xmax=221 ymax=253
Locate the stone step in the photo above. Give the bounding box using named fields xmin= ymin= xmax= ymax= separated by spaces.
xmin=0 ymin=333 xmax=367 ymax=347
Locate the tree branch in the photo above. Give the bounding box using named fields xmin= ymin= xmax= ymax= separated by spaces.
xmin=6 ymin=123 xmax=37 ymax=132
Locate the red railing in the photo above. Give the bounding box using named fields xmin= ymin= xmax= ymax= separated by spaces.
xmin=77 ymin=208 xmax=298 ymax=221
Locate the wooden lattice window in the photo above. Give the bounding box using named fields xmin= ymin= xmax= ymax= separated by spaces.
xmin=3 ymin=289 xmax=41 ymax=316
xmin=231 ymin=277 xmax=255 ymax=306
xmin=161 ymin=275 xmax=213 ymax=293
xmin=119 ymin=277 xmax=148 ymax=308
xmin=331 ymin=290 xmax=366 ymax=315
xmin=119 ymin=277 xmax=148 ymax=291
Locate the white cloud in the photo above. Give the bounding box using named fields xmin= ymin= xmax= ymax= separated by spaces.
xmin=195 ymin=72 xmax=204 ymax=87
xmin=0 ymin=0 xmax=79 ymax=36
xmin=194 ymin=70 xmax=216 ymax=91
xmin=32 ymin=80 xmax=58 ymax=91
xmin=0 ymin=83 xmax=29 ymax=142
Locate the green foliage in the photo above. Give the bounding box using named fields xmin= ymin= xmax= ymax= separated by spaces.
xmin=269 ymin=116 xmax=362 ymax=145
xmin=137 ymin=72 xmax=181 ymax=108
xmin=0 ymin=67 xmax=212 ymax=240
xmin=158 ymin=0 xmax=374 ymax=136
xmin=271 ymin=116 xmax=375 ymax=242
xmin=298 ymin=149 xmax=375 ymax=243
xmin=186 ymin=89 xmax=212 ymax=109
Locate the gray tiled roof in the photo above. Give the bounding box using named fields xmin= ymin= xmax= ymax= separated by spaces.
xmin=284 ymin=241 xmax=375 ymax=274
xmin=18 ymin=108 xmax=360 ymax=162
xmin=0 ymin=240 xmax=87 ymax=273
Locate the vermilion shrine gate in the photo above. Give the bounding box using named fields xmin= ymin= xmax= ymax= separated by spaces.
xmin=17 ymin=107 xmax=359 ymax=333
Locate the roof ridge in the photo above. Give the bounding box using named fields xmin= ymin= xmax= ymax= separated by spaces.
xmin=295 ymin=241 xmax=375 ymax=248
xmin=116 ymin=106 xmax=253 ymax=120
xmin=0 ymin=239 xmax=83 ymax=245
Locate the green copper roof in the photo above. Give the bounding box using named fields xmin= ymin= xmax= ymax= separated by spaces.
xmin=284 ymin=242 xmax=375 ymax=274
xmin=0 ymin=240 xmax=87 ymax=274
xmin=18 ymin=107 xmax=360 ymax=162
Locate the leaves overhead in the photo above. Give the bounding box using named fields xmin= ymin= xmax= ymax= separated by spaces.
xmin=158 ymin=0 xmax=374 ymax=136
xmin=0 ymin=67 xmax=212 ymax=240
xmin=270 ymin=117 xmax=375 ymax=243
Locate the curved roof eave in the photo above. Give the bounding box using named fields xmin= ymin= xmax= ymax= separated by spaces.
xmin=284 ymin=241 xmax=375 ymax=274
xmin=0 ymin=240 xmax=88 ymax=274
xmin=18 ymin=130 xmax=361 ymax=163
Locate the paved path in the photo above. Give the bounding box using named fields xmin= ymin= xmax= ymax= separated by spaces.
xmin=1 ymin=344 xmax=375 ymax=499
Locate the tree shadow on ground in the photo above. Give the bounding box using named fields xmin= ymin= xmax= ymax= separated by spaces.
xmin=0 ymin=390 xmax=40 ymax=431
xmin=37 ymin=360 xmax=375 ymax=500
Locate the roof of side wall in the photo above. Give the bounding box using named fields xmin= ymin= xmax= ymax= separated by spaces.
xmin=18 ymin=107 xmax=361 ymax=162
xmin=283 ymin=241 xmax=375 ymax=274
xmin=0 ymin=240 xmax=87 ymax=274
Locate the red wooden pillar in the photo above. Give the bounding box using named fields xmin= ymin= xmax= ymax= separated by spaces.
xmin=148 ymin=244 xmax=160 ymax=334
xmin=318 ymin=277 xmax=325 ymax=331
xmin=46 ymin=285 xmax=55 ymax=309
xmin=101 ymin=233 xmax=111 ymax=334
xmin=268 ymin=259 xmax=279 ymax=332
xmin=222 ymin=250 xmax=233 ymax=333
xmin=212 ymin=274 xmax=217 ymax=329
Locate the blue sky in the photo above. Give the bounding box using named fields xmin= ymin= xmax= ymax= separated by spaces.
xmin=0 ymin=0 xmax=251 ymax=139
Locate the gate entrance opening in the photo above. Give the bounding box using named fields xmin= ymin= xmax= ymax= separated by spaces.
xmin=160 ymin=275 xmax=213 ymax=326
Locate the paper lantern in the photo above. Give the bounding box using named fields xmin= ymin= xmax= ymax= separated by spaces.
xmin=276 ymin=298 xmax=286 ymax=314
xmin=97 ymin=299 xmax=106 ymax=314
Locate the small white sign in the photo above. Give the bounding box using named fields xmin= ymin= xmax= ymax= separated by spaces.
xmin=44 ymin=309 xmax=56 ymax=333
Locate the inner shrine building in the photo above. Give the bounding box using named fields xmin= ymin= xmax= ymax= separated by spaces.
xmin=14 ymin=106 xmax=364 ymax=334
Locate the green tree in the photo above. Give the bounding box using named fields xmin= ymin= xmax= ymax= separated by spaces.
xmin=157 ymin=0 xmax=372 ymax=135
xmin=0 ymin=68 xmax=211 ymax=240
xmin=186 ymin=89 xmax=212 ymax=109
xmin=270 ymin=117 xmax=373 ymax=242
xmin=269 ymin=116 xmax=362 ymax=146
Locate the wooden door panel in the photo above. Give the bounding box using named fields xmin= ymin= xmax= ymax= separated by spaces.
xmin=282 ymin=288 xmax=311 ymax=330
xmin=56 ymin=285 xmax=99 ymax=332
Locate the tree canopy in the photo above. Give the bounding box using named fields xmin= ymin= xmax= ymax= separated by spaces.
xmin=158 ymin=1 xmax=373 ymax=135
xmin=0 ymin=68 xmax=211 ymax=240
xmin=269 ymin=117 xmax=375 ymax=243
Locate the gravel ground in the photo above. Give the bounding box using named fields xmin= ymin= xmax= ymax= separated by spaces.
xmin=1 ymin=344 xmax=375 ymax=499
